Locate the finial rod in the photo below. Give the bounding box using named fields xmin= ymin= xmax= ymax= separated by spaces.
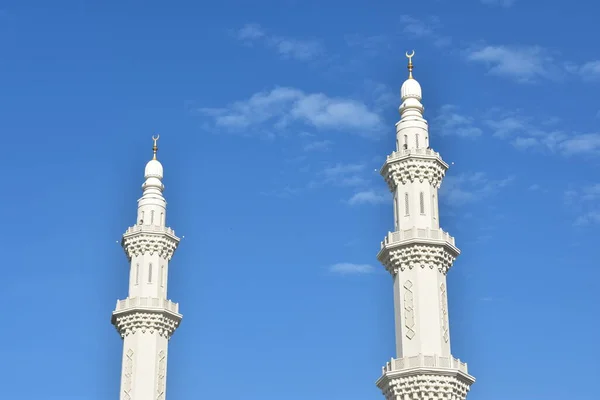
xmin=406 ymin=50 xmax=415 ymax=79
xmin=152 ymin=134 xmax=160 ymax=160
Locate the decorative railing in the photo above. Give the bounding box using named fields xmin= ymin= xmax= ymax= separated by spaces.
xmin=115 ymin=297 xmax=180 ymax=314
xmin=381 ymin=227 xmax=455 ymax=249
xmin=386 ymin=148 xmax=441 ymax=161
xmin=124 ymin=225 xmax=176 ymax=237
xmin=382 ymin=354 xmax=468 ymax=374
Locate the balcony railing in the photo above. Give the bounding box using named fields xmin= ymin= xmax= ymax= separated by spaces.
xmin=381 ymin=227 xmax=456 ymax=249
xmin=382 ymin=354 xmax=469 ymax=375
xmin=114 ymin=297 xmax=180 ymax=314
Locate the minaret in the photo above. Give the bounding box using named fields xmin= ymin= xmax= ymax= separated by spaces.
xmin=111 ymin=136 xmax=182 ymax=400
xmin=376 ymin=52 xmax=475 ymax=400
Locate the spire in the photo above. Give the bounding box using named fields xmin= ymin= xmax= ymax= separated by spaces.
xmin=152 ymin=134 xmax=159 ymax=160
xmin=406 ymin=50 xmax=414 ymax=79
xmin=400 ymin=50 xmax=423 ymax=117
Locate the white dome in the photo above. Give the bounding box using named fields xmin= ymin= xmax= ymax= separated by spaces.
xmin=401 ymin=78 xmax=422 ymax=101
xmin=144 ymin=159 xmax=163 ymax=179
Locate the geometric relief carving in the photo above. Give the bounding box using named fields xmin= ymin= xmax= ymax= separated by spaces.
xmin=157 ymin=350 xmax=166 ymax=400
xmin=382 ymin=157 xmax=447 ymax=192
xmin=122 ymin=232 xmax=179 ymax=261
xmin=440 ymin=283 xmax=449 ymax=343
xmin=114 ymin=311 xmax=181 ymax=339
xmin=380 ymin=243 xmax=457 ymax=276
xmin=403 ymin=280 xmax=415 ymax=340
xmin=123 ymin=348 xmax=134 ymax=400
xmin=380 ymin=373 xmax=471 ymax=400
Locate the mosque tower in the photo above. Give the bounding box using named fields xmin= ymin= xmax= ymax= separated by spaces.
xmin=111 ymin=136 xmax=182 ymax=400
xmin=375 ymin=52 xmax=475 ymax=400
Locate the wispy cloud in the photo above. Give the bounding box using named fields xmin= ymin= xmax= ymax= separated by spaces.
xmin=303 ymin=140 xmax=333 ymax=152
xmin=466 ymin=45 xmax=561 ymax=83
xmin=399 ymin=15 xmax=451 ymax=47
xmin=198 ymin=87 xmax=384 ymax=138
xmin=440 ymin=172 xmax=514 ymax=206
xmin=480 ymin=0 xmax=517 ymax=7
xmin=437 ymin=106 xmax=600 ymax=157
xmin=568 ymin=60 xmax=600 ymax=81
xmin=347 ymin=190 xmax=389 ymax=206
xmin=466 ymin=44 xmax=600 ymax=84
xmin=316 ymin=163 xmax=368 ymax=187
xmin=259 ymin=186 xmax=302 ymax=198
xmin=432 ymin=105 xmax=483 ymax=138
xmin=236 ymin=23 xmax=323 ymax=61
xmin=565 ymin=184 xmax=600 ymax=226
xmin=329 ymin=263 xmax=376 ymax=274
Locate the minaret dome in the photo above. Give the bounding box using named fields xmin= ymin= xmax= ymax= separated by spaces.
xmin=400 ymin=50 xmax=422 ymax=101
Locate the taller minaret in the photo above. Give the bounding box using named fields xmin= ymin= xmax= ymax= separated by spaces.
xmin=376 ymin=52 xmax=475 ymax=400
xmin=112 ymin=136 xmax=182 ymax=400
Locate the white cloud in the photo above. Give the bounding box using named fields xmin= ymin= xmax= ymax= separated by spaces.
xmin=199 ymin=87 xmax=383 ymax=137
xmin=572 ymin=60 xmax=600 ymax=81
xmin=236 ymin=23 xmax=265 ymax=40
xmin=574 ymin=211 xmax=600 ymax=226
xmin=440 ymin=172 xmax=514 ymax=206
xmin=528 ymin=184 xmax=542 ymax=191
xmin=432 ymin=105 xmax=482 ymax=138
xmin=398 ymin=15 xmax=451 ymax=47
xmin=236 ymin=23 xmax=323 ymax=61
xmin=347 ymin=190 xmax=389 ymax=206
xmin=303 ymin=140 xmax=332 ymax=152
xmin=445 ymin=107 xmax=600 ymax=157
xmin=565 ymin=184 xmax=600 ymax=226
xmin=466 ymin=45 xmax=560 ymax=83
xmin=317 ymin=163 xmax=368 ymax=187
xmin=329 ymin=263 xmax=376 ymax=274
xmin=480 ymin=0 xmax=516 ymax=7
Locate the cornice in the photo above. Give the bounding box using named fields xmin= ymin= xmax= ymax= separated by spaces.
xmin=111 ymin=308 xmax=182 ymax=339
xmin=377 ymin=231 xmax=460 ymax=275
xmin=121 ymin=225 xmax=180 ymax=261
xmin=380 ymin=149 xmax=448 ymax=191
xmin=376 ymin=369 xmax=474 ymax=400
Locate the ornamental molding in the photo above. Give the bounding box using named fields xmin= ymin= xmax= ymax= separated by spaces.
xmin=157 ymin=350 xmax=166 ymax=400
xmin=122 ymin=230 xmax=180 ymax=261
xmin=113 ymin=310 xmax=181 ymax=339
xmin=378 ymin=243 xmax=458 ymax=276
xmin=404 ymin=281 xmax=415 ymax=340
xmin=440 ymin=283 xmax=450 ymax=343
xmin=381 ymin=156 xmax=447 ymax=191
xmin=123 ymin=348 xmax=134 ymax=400
xmin=379 ymin=372 xmax=472 ymax=400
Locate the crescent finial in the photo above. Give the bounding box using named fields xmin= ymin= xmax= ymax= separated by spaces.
xmin=405 ymin=50 xmax=415 ymax=79
xmin=152 ymin=134 xmax=160 ymax=160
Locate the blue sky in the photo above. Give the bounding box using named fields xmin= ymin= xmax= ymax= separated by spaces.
xmin=1 ymin=0 xmax=599 ymax=399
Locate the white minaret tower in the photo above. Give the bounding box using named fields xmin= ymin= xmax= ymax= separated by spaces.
xmin=112 ymin=136 xmax=182 ymax=400
xmin=376 ymin=52 xmax=475 ymax=400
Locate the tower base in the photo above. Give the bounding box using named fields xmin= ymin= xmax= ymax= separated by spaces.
xmin=376 ymin=355 xmax=475 ymax=400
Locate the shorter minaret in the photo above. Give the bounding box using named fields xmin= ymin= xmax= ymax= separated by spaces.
xmin=375 ymin=52 xmax=475 ymax=400
xmin=112 ymin=136 xmax=182 ymax=400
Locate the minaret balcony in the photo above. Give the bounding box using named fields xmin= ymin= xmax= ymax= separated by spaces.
xmin=381 ymin=149 xmax=448 ymax=191
xmin=121 ymin=225 xmax=180 ymax=261
xmin=379 ymin=227 xmax=457 ymax=250
xmin=114 ymin=296 xmax=180 ymax=315
xmin=386 ymin=147 xmax=443 ymax=162
xmin=377 ymin=227 xmax=460 ymax=275
xmin=123 ymin=224 xmax=178 ymax=238
xmin=381 ymin=354 xmax=469 ymax=375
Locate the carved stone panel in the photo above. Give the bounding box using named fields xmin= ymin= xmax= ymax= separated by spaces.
xmin=157 ymin=350 xmax=166 ymax=400
xmin=440 ymin=283 xmax=449 ymax=343
xmin=403 ymin=280 xmax=415 ymax=339
xmin=123 ymin=348 xmax=134 ymax=400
